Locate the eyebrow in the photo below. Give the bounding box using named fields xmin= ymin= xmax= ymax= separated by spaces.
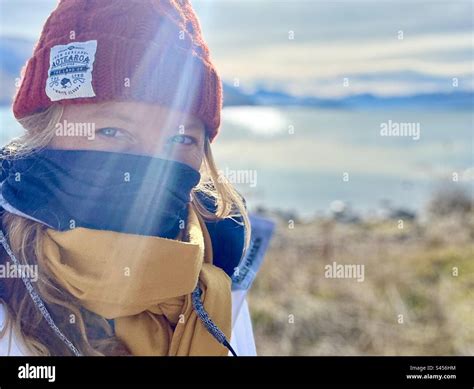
xmin=179 ymin=122 xmax=202 ymax=132
xmin=92 ymin=105 xmax=202 ymax=131
xmin=102 ymin=112 xmax=135 ymax=124
xmin=90 ymin=105 xmax=135 ymax=124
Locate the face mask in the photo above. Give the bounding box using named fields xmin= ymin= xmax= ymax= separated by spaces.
xmin=0 ymin=148 xmax=201 ymax=239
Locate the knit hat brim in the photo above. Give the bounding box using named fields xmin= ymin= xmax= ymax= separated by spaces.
xmin=13 ymin=32 xmax=222 ymax=140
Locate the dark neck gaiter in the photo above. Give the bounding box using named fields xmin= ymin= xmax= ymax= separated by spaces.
xmin=0 ymin=148 xmax=201 ymax=239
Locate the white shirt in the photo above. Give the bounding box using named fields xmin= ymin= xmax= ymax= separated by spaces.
xmin=229 ymin=296 xmax=257 ymax=356
xmin=0 ymin=292 xmax=257 ymax=356
xmin=0 ymin=301 xmax=27 ymax=356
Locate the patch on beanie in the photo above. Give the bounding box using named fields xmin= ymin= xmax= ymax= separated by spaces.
xmin=45 ymin=40 xmax=97 ymax=102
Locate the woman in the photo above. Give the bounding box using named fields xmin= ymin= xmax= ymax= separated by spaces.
xmin=0 ymin=0 xmax=253 ymax=356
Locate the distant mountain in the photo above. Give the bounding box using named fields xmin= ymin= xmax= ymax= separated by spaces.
xmin=222 ymin=83 xmax=255 ymax=106
xmin=224 ymin=86 xmax=473 ymax=110
xmin=0 ymin=37 xmax=34 ymax=104
xmin=334 ymin=91 xmax=473 ymax=110
xmin=0 ymin=36 xmax=472 ymax=110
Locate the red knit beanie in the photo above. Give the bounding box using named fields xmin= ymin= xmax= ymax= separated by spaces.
xmin=12 ymin=0 xmax=222 ymax=141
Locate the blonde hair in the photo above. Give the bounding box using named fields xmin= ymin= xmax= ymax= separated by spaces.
xmin=0 ymin=104 xmax=250 ymax=355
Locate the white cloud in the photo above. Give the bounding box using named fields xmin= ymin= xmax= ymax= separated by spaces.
xmin=215 ymin=32 xmax=473 ymax=84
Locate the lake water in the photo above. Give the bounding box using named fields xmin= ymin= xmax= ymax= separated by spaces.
xmin=1 ymin=105 xmax=472 ymax=217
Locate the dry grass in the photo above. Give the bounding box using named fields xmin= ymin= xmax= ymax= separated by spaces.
xmin=248 ymin=211 xmax=474 ymax=355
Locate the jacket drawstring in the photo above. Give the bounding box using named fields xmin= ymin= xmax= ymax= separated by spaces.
xmin=191 ymin=285 xmax=237 ymax=356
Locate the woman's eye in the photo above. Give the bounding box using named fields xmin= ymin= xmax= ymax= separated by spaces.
xmin=168 ymin=135 xmax=196 ymax=145
xmin=97 ymin=127 xmax=128 ymax=139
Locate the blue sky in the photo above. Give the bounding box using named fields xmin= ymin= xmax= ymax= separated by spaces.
xmin=0 ymin=0 xmax=472 ymax=97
